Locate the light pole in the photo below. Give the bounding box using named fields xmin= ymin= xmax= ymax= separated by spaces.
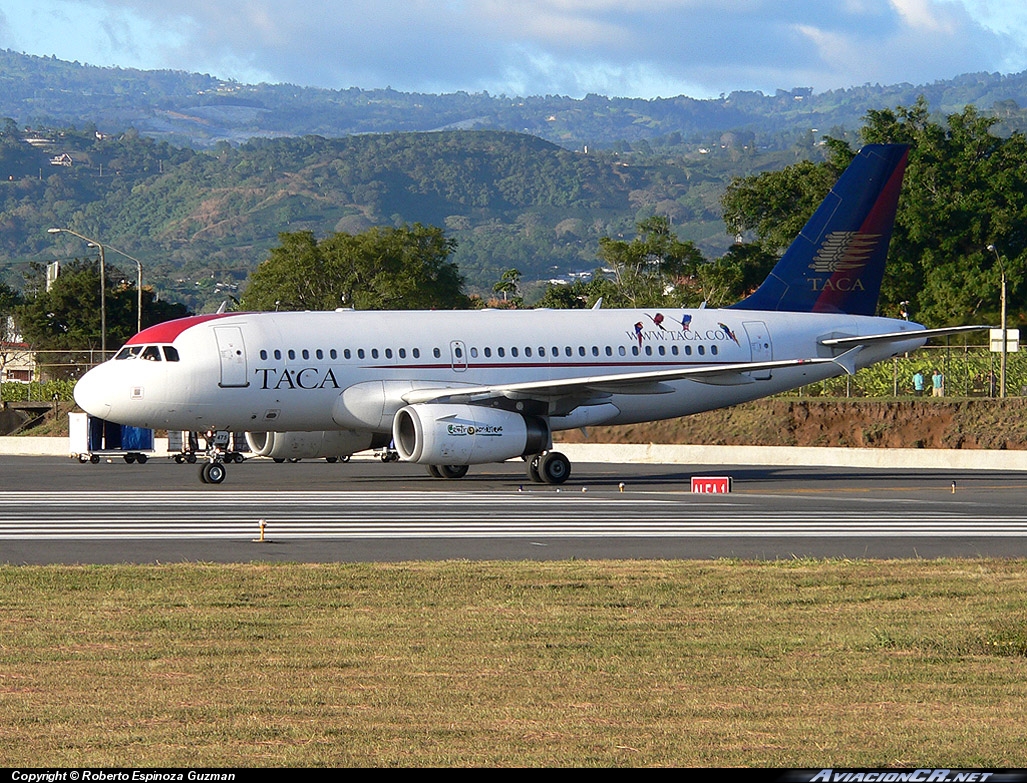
xmin=987 ymin=244 xmax=1007 ymax=398
xmin=104 ymin=244 xmax=144 ymax=334
xmin=48 ymin=227 xmax=106 ymax=355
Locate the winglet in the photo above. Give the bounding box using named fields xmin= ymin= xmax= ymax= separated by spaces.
xmin=731 ymin=144 xmax=909 ymax=316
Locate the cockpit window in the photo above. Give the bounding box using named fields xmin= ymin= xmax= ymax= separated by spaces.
xmin=115 ymin=346 xmax=143 ymax=360
xmin=163 ymin=346 xmax=180 ymax=362
xmin=141 ymin=346 xmax=162 ymax=361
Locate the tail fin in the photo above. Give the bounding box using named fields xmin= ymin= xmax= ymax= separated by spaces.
xmin=730 ymin=143 xmax=909 ymax=316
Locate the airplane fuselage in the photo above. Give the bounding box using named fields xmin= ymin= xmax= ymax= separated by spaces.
xmin=74 ymin=307 xmax=927 ymax=435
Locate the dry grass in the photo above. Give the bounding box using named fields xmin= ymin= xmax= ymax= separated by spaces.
xmin=1 ymin=560 xmax=1026 ymax=767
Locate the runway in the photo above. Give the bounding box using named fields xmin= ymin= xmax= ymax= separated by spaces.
xmin=2 ymin=456 xmax=1027 ymax=562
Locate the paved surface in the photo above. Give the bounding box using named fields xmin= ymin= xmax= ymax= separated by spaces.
xmin=2 ymin=455 xmax=1026 ymax=563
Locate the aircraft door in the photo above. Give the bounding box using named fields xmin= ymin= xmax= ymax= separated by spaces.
xmin=450 ymin=340 xmax=468 ymax=373
xmin=214 ymin=326 xmax=249 ymax=387
xmin=743 ymin=321 xmax=772 ymax=380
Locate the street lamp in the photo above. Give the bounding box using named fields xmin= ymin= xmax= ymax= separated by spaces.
xmin=48 ymin=227 xmax=106 ymax=355
xmin=987 ymin=244 xmax=1007 ymax=398
xmin=104 ymin=244 xmax=144 ymax=334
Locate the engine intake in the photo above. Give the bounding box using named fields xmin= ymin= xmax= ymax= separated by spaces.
xmin=393 ymin=404 xmax=549 ymax=465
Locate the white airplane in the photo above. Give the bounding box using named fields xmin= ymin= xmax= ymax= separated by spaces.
xmin=73 ymin=143 xmax=985 ymax=484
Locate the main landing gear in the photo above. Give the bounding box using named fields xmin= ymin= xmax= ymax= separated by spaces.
xmin=423 ymin=451 xmax=571 ymax=484
xmin=525 ymin=451 xmax=571 ymax=485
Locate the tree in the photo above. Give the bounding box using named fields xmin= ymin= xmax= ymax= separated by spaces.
xmin=596 ymin=216 xmax=705 ymax=308
xmin=491 ymin=268 xmax=523 ymax=307
xmin=16 ymin=259 xmax=189 ymax=354
xmin=242 ymin=224 xmax=469 ymax=311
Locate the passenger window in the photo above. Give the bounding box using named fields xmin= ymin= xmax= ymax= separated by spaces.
xmin=618 ymin=346 xmax=626 ymax=356
xmin=399 ymin=348 xmax=406 ymax=359
xmin=302 ymin=349 xmax=309 ymax=360
xmin=288 ymin=349 xmax=296 ymax=360
xmin=316 ymin=349 xmax=324 ymax=359
xmin=605 ymin=346 xmax=612 ymax=356
xmin=592 ymin=346 xmax=599 ymax=357
xmin=711 ymin=345 xmax=719 ymax=355
xmin=433 ymin=348 xmax=441 ymax=359
xmin=371 ymin=348 xmax=379 ymax=359
xmin=484 ymin=347 xmax=492 ymax=358
xmin=658 ymin=346 xmax=666 ymax=356
xmin=565 ymin=347 xmax=572 ymax=357
xmin=671 ymin=346 xmax=679 ymax=356
xmin=163 ymin=346 xmax=180 ymax=362
xmin=538 ymin=347 xmax=546 ymax=357
xmin=274 ymin=350 xmax=282 ymax=360
xmin=358 ymin=349 xmax=365 ymax=359
xmin=260 ymin=349 xmax=268 ymax=360
xmin=412 ymin=348 xmax=420 ymax=359
xmin=524 ymin=347 xmax=532 ymax=357
xmin=330 ymin=349 xmax=337 ymax=359
xmin=469 ymin=347 xmax=477 ymax=358
xmin=343 ymin=349 xmax=350 ymax=359
xmin=644 ymin=346 xmax=653 ymax=356
xmin=684 ymin=346 xmax=692 ymax=356
xmin=632 ymin=346 xmax=639 ymax=356
xmin=385 ymin=348 xmax=392 ymax=359
xmin=511 ymin=347 xmax=518 ymax=357
xmin=698 ymin=345 xmax=706 ymax=356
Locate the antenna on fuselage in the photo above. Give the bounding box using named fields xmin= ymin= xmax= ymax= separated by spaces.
xmin=591 ymin=297 xmax=603 ymax=310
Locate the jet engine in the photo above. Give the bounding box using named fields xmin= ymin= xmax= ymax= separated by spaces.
xmin=392 ymin=403 xmax=549 ymax=465
xmin=245 ymin=430 xmax=376 ymax=461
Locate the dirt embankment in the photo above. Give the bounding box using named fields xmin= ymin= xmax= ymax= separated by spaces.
xmin=557 ymin=398 xmax=1027 ymax=450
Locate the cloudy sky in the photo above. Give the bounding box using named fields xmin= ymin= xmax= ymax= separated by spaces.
xmin=2 ymin=1 xmax=1026 ymax=99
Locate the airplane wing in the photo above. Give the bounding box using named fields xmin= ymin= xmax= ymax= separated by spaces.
xmin=401 ymin=355 xmax=844 ymax=405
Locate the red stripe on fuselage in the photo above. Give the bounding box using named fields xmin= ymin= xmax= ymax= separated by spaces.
xmin=124 ymin=313 xmax=241 ymax=345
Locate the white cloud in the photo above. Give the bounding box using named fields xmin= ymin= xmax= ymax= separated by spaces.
xmin=0 ymin=0 xmax=1024 ymax=98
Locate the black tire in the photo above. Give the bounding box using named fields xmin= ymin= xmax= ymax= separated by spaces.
xmin=174 ymin=454 xmax=185 ymax=464
xmin=438 ymin=464 xmax=469 ymax=479
xmin=136 ymin=454 xmax=148 ymax=464
xmin=233 ymin=452 xmax=245 ymax=463
xmin=340 ymin=455 xmax=351 ymax=463
xmin=325 ymin=457 xmax=338 ymax=463
xmin=201 ymin=462 xmax=227 ymax=484
xmin=78 ymin=454 xmax=89 ymax=464
xmin=540 ymin=452 xmax=571 ymax=484
xmin=427 ymin=464 xmax=442 ymax=478
xmin=186 ymin=453 xmax=197 ymax=464
xmin=526 ymin=454 xmax=543 ymax=483
xmin=90 ymin=454 xmax=100 ymax=464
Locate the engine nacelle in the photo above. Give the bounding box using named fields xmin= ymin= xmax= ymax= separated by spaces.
xmin=393 ymin=404 xmax=549 ymax=465
xmin=245 ymin=430 xmax=375 ymax=461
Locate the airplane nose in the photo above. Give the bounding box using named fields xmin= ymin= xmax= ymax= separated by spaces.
xmin=73 ymin=365 xmax=112 ymax=420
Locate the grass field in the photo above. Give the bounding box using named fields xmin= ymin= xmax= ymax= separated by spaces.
xmin=1 ymin=560 xmax=1026 ymax=767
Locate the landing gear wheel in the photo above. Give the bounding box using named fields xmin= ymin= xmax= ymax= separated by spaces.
xmin=427 ymin=465 xmax=443 ymax=478
xmin=539 ymin=451 xmax=571 ymax=484
xmin=325 ymin=457 xmax=338 ymax=463
xmin=526 ymin=454 xmax=543 ymax=483
xmin=438 ymin=464 xmax=469 ymax=479
xmin=200 ymin=462 xmax=227 ymax=484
